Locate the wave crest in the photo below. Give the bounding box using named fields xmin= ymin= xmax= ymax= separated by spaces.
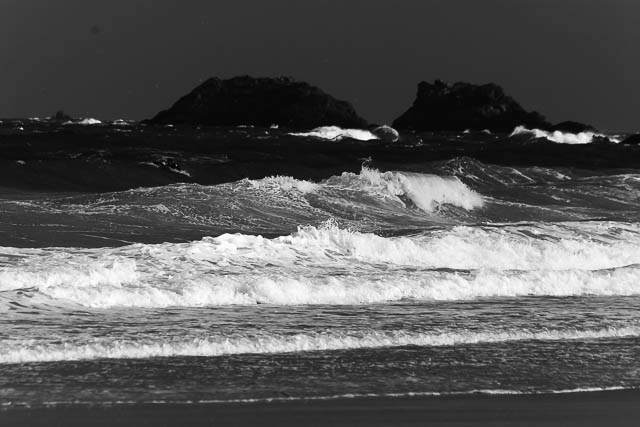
xmin=63 ymin=118 xmax=103 ymax=126
xmin=289 ymin=126 xmax=378 ymax=141
xmin=247 ymin=175 xmax=320 ymax=193
xmin=511 ymin=126 xmax=597 ymax=144
xmin=2 ymin=251 xmax=640 ymax=308
xmin=3 ymin=221 xmax=640 ymax=308
xmin=2 ymin=326 xmax=638 ymax=363
xmin=239 ymin=166 xmax=484 ymax=213
xmin=352 ymin=166 xmax=484 ymax=212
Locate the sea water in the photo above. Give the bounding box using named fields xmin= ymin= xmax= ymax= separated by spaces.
xmin=1 ymin=122 xmax=639 ymax=407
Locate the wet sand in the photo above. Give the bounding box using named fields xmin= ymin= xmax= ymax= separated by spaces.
xmin=2 ymin=389 xmax=639 ymax=426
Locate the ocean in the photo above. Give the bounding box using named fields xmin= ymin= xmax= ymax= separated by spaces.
xmin=1 ymin=119 xmax=640 ymax=408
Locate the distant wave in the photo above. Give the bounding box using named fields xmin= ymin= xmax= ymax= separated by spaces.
xmin=63 ymin=118 xmax=103 ymax=126
xmin=510 ymin=126 xmax=599 ymax=144
xmin=111 ymin=119 xmax=132 ymax=126
xmin=2 ymin=325 xmax=638 ymax=363
xmin=289 ymin=126 xmax=378 ymax=141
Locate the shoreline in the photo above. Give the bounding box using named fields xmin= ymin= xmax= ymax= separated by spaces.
xmin=2 ymin=389 xmax=639 ymax=426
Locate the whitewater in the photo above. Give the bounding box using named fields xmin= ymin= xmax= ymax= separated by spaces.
xmin=2 ymin=123 xmax=640 ymax=407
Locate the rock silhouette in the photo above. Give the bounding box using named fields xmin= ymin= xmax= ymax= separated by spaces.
xmin=393 ymin=80 xmax=550 ymax=132
xmin=147 ymin=76 xmax=368 ymax=129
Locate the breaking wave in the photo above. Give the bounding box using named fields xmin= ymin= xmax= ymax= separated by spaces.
xmin=510 ymin=126 xmax=599 ymax=144
xmin=10 ymin=159 xmax=640 ymax=248
xmin=63 ymin=118 xmax=103 ymax=126
xmin=319 ymin=166 xmax=484 ymax=213
xmin=11 ymin=263 xmax=640 ymax=308
xmin=2 ymin=326 xmax=638 ymax=363
xmin=2 ymin=222 xmax=640 ymax=308
xmin=245 ymin=166 xmax=484 ymax=212
xmin=194 ymin=166 xmax=483 ymax=214
xmin=247 ymin=175 xmax=320 ymax=193
xmin=289 ymin=126 xmax=378 ymax=141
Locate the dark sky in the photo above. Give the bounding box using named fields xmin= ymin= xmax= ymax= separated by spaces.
xmin=2 ymin=0 xmax=638 ymax=131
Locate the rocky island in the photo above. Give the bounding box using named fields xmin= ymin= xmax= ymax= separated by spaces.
xmin=146 ymin=76 xmax=368 ymax=129
xmin=392 ymin=80 xmax=550 ymax=132
xmin=146 ymin=75 xmax=597 ymax=136
xmin=392 ymin=80 xmax=593 ymax=133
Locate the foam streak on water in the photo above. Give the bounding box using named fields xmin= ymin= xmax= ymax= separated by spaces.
xmin=2 ymin=325 xmax=639 ymax=364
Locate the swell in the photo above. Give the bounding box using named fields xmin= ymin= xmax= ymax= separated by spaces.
xmin=4 ymin=122 xmax=640 ymax=195
xmin=12 ymin=165 xmax=484 ymax=215
xmin=5 ymin=160 xmax=640 ymax=250
xmin=0 ymin=166 xmax=487 ymax=248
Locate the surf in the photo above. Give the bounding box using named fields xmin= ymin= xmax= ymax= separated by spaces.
xmin=3 ymin=221 xmax=640 ymax=308
xmin=3 ymin=325 xmax=639 ymax=363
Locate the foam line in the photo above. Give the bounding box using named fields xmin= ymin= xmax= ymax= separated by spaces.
xmin=2 ymin=326 xmax=638 ymax=363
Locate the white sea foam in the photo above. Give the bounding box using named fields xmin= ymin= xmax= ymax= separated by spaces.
xmin=511 ymin=126 xmax=598 ymax=144
xmin=112 ymin=119 xmax=131 ymax=125
xmin=63 ymin=118 xmax=103 ymax=126
xmin=290 ymin=126 xmax=378 ymax=141
xmin=245 ymin=167 xmax=482 ymax=212
xmin=3 ymin=221 xmax=640 ymax=307
xmin=2 ymin=326 xmax=638 ymax=363
xmin=3 ymin=221 xmax=640 ymax=308
xmin=345 ymin=167 xmax=484 ymax=211
xmin=0 ymin=258 xmax=140 ymax=292
xmin=192 ymin=386 xmax=635 ymax=403
xmin=38 ymin=264 xmax=640 ymax=307
xmin=3 ymin=386 xmax=633 ymax=407
xmin=167 ymin=166 xmax=191 ymax=177
xmin=2 ymin=250 xmax=640 ymax=308
xmin=248 ymin=175 xmax=319 ymax=193
xmin=283 ymin=223 xmax=640 ymax=270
